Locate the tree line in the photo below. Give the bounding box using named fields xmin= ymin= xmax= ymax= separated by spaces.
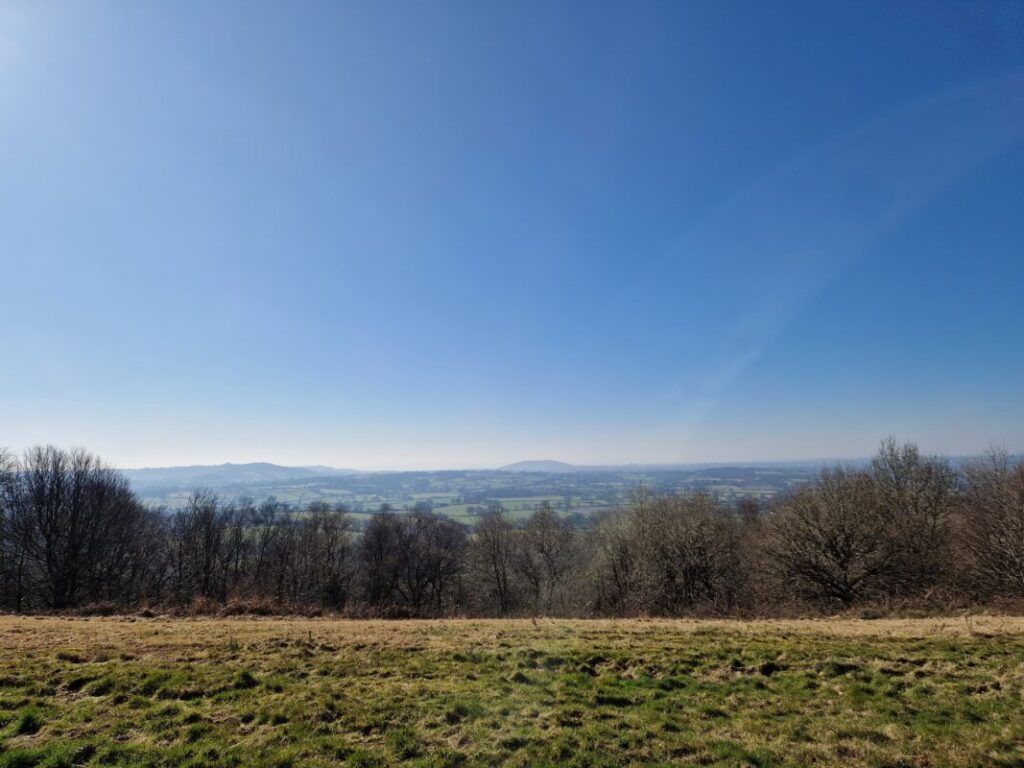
xmin=1 ymin=440 xmax=1022 ymax=616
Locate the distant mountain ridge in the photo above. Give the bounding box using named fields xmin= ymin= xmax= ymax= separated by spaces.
xmin=498 ymin=460 xmax=577 ymax=473
xmin=497 ymin=458 xmax=839 ymax=473
xmin=121 ymin=462 xmax=359 ymax=494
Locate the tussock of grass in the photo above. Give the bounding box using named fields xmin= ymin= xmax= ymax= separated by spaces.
xmin=12 ymin=707 xmax=42 ymax=736
xmin=0 ymin=616 xmax=1021 ymax=766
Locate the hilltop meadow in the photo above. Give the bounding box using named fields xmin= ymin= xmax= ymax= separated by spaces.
xmin=1 ymin=615 xmax=1022 ymax=767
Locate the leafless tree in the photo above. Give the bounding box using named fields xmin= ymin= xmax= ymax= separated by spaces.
xmin=632 ymin=493 xmax=739 ymax=614
xmin=0 ymin=448 xmax=28 ymax=610
xmin=960 ymin=450 xmax=1024 ymax=596
xmin=870 ymin=438 xmax=957 ymax=595
xmin=5 ymin=447 xmax=151 ymax=609
xmin=766 ymin=467 xmax=892 ymax=607
xmin=514 ymin=503 xmax=577 ymax=615
xmin=360 ymin=510 xmax=402 ymax=610
xmin=250 ymin=497 xmax=286 ymax=595
xmin=468 ymin=505 xmax=518 ymax=614
xmin=588 ymin=489 xmax=747 ymax=615
xmin=589 ymin=489 xmax=649 ymax=614
xmin=287 ymin=502 xmax=356 ymax=608
xmin=357 ymin=509 xmax=465 ymax=616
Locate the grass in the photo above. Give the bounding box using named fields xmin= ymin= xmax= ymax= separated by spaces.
xmin=0 ymin=616 xmax=1022 ymax=766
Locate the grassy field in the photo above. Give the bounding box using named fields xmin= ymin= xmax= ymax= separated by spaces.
xmin=0 ymin=617 xmax=1022 ymax=767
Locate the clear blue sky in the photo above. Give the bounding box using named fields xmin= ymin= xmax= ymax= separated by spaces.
xmin=2 ymin=1 xmax=1022 ymax=469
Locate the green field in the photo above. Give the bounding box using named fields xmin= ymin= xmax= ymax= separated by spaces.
xmin=141 ymin=493 xmax=604 ymax=523
xmin=1 ymin=617 xmax=1022 ymax=767
xmin=432 ymin=497 xmax=581 ymax=522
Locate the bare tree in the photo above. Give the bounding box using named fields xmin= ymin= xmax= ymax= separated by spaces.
xmin=870 ymin=439 xmax=957 ymax=595
xmin=421 ymin=513 xmax=467 ymax=614
xmin=250 ymin=498 xmax=286 ymax=596
xmin=289 ymin=502 xmax=356 ymax=608
xmin=165 ymin=490 xmax=230 ymax=603
xmin=222 ymin=498 xmax=254 ymax=597
xmin=514 ymin=503 xmax=577 ymax=614
xmin=631 ymin=493 xmax=738 ymax=614
xmin=469 ymin=506 xmax=518 ymax=615
xmin=960 ymin=450 xmax=1024 ymax=596
xmin=588 ymin=490 xmax=746 ymax=616
xmin=589 ymin=500 xmax=642 ymax=615
xmin=766 ymin=467 xmax=892 ymax=607
xmin=3 ymin=447 xmax=152 ymax=609
xmin=360 ymin=510 xmax=402 ymax=611
xmin=0 ymin=448 xmax=28 ymax=610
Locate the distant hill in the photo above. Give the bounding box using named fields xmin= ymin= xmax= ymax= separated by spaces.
xmin=498 ymin=460 xmax=578 ymax=473
xmin=121 ymin=462 xmax=358 ymax=496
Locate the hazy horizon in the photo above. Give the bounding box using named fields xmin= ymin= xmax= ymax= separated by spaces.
xmin=74 ymin=442 xmax=1024 ymax=474
xmin=118 ymin=456 xmax=840 ymax=473
xmin=3 ymin=2 xmax=1022 ymax=470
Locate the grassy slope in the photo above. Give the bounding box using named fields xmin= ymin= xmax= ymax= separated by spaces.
xmin=0 ymin=617 xmax=1022 ymax=767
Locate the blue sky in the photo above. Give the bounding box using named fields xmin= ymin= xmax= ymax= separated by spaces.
xmin=1 ymin=1 xmax=1022 ymax=469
